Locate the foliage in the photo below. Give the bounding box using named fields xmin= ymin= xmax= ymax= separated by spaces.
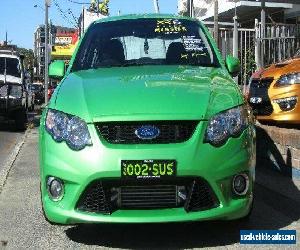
xmin=17 ymin=47 xmax=34 ymax=70
xmin=90 ymin=0 xmax=109 ymax=15
xmin=244 ymin=48 xmax=256 ymax=79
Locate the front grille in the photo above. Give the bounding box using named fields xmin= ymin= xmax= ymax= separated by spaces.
xmin=251 ymin=103 xmax=274 ymax=116
xmin=76 ymin=178 xmax=219 ymax=214
xmin=95 ymin=121 xmax=198 ymax=144
xmin=120 ymin=185 xmax=178 ymax=209
xmin=249 ymin=78 xmax=274 ymax=116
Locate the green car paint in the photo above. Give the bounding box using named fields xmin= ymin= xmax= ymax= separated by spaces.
xmin=39 ymin=14 xmax=255 ymax=224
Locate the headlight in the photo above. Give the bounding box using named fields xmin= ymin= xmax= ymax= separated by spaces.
xmin=275 ymin=72 xmax=300 ymax=87
xmin=10 ymin=85 xmax=23 ymax=98
xmin=45 ymin=109 xmax=92 ymax=150
xmin=0 ymin=85 xmax=8 ymax=98
xmin=272 ymin=96 xmax=298 ymax=111
xmin=0 ymin=84 xmax=22 ymax=99
xmin=204 ymin=105 xmax=249 ymax=147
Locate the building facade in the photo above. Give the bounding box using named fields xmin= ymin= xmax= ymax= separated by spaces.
xmin=51 ymin=26 xmax=79 ymax=64
xmin=33 ymin=25 xmax=55 ymax=81
xmin=178 ymin=0 xmax=300 ymax=25
xmin=33 ymin=25 xmax=77 ymax=81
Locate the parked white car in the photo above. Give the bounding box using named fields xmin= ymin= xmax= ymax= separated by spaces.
xmin=0 ymin=49 xmax=28 ymax=130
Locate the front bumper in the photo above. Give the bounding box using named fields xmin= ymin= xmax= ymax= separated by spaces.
xmin=39 ymin=120 xmax=256 ymax=224
xmin=44 ymin=196 xmax=253 ymax=224
xmin=256 ymin=100 xmax=300 ymax=124
xmin=0 ymin=98 xmax=23 ymax=116
xmin=251 ymin=84 xmax=300 ymax=123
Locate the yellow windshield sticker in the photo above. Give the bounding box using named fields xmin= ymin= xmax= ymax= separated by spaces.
xmin=155 ymin=19 xmax=187 ymax=34
xmin=192 ymin=52 xmax=206 ymax=57
xmin=180 ymin=53 xmax=188 ymax=59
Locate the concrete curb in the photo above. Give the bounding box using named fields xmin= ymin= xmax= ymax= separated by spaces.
xmin=0 ymin=129 xmax=29 ymax=194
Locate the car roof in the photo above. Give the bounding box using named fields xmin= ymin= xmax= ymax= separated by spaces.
xmin=93 ymin=13 xmax=198 ymax=25
xmin=0 ymin=51 xmax=20 ymax=59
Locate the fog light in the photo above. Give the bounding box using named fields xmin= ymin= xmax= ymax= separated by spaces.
xmin=47 ymin=177 xmax=64 ymax=200
xmin=232 ymin=174 xmax=249 ymax=195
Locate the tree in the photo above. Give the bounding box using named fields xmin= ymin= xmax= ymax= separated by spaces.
xmin=17 ymin=48 xmax=34 ymax=70
xmin=90 ymin=0 xmax=110 ymax=16
xmin=17 ymin=47 xmax=34 ymax=81
xmin=178 ymin=0 xmax=214 ymax=18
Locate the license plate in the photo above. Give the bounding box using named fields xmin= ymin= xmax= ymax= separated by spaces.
xmin=121 ymin=160 xmax=176 ymax=179
xmin=250 ymin=97 xmax=262 ymax=104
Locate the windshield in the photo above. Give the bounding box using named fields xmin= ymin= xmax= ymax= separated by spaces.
xmin=72 ymin=18 xmax=219 ymax=72
xmin=0 ymin=57 xmax=21 ymax=77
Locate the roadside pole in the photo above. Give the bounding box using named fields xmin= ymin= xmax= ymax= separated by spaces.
xmin=214 ymin=0 xmax=219 ymax=47
xmin=44 ymin=0 xmax=50 ymax=105
xmin=260 ymin=0 xmax=265 ymax=68
xmin=190 ymin=0 xmax=194 ymax=18
xmin=233 ymin=1 xmax=238 ymax=58
xmin=153 ymin=0 xmax=160 ymax=14
xmin=255 ymin=18 xmax=261 ymax=70
xmin=233 ymin=16 xmax=238 ymax=58
xmin=233 ymin=10 xmax=239 ymax=86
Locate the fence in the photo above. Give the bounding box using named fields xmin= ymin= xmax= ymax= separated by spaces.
xmin=205 ymin=21 xmax=300 ymax=89
xmin=207 ymin=25 xmax=256 ymax=86
xmin=258 ymin=23 xmax=300 ymax=66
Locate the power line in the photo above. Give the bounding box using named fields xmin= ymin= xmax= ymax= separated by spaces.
xmin=68 ymin=8 xmax=80 ymax=26
xmin=53 ymin=0 xmax=78 ymax=28
xmin=65 ymin=0 xmax=90 ymax=4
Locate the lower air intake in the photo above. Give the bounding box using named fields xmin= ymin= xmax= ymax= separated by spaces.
xmin=120 ymin=185 xmax=178 ymax=209
xmin=76 ymin=181 xmax=111 ymax=214
xmin=76 ymin=178 xmax=219 ymax=214
xmin=185 ymin=179 xmax=219 ymax=212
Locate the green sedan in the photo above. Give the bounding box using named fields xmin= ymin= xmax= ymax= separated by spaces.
xmin=39 ymin=14 xmax=256 ymax=224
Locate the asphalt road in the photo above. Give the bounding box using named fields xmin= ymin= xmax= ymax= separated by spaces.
xmin=0 ymin=128 xmax=299 ymax=249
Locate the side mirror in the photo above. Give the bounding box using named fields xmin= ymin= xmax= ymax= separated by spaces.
xmin=49 ymin=60 xmax=65 ymax=79
xmin=225 ymin=55 xmax=240 ymax=77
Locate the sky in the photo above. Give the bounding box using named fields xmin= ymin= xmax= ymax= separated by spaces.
xmin=0 ymin=0 xmax=178 ymax=49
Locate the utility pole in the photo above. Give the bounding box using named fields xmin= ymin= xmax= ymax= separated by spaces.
xmin=190 ymin=0 xmax=194 ymax=18
xmin=153 ymin=0 xmax=160 ymax=14
xmin=255 ymin=19 xmax=261 ymax=69
xmin=186 ymin=0 xmax=190 ymax=16
xmin=5 ymin=31 xmax=8 ymax=45
xmin=233 ymin=1 xmax=238 ymax=58
xmin=260 ymin=0 xmax=266 ymax=68
xmin=185 ymin=0 xmax=193 ymax=17
xmin=214 ymin=0 xmax=219 ymax=47
xmin=44 ymin=0 xmax=50 ymax=105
